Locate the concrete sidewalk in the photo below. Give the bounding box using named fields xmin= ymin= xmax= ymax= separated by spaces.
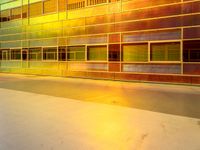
xmin=0 ymin=73 xmax=200 ymax=118
xmin=0 ymin=88 xmax=200 ymax=150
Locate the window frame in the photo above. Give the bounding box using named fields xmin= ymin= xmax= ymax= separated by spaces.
xmin=122 ymin=43 xmax=148 ymax=62
xmin=29 ymin=2 xmax=43 ymax=18
xmin=0 ymin=9 xmax=11 ymax=22
xmin=67 ymin=45 xmax=86 ymax=61
xmin=10 ymin=49 xmax=21 ymax=60
xmin=150 ymin=42 xmax=181 ymax=62
xmin=29 ymin=47 xmax=42 ymax=61
xmin=0 ymin=49 xmax=10 ymax=60
xmin=43 ymin=47 xmax=58 ymax=61
xmin=87 ymin=45 xmax=108 ymax=61
xmin=43 ymin=0 xmax=58 ymax=14
xmin=11 ymin=6 xmax=22 ymax=20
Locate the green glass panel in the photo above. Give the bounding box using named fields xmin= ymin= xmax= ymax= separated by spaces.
xmin=123 ymin=44 xmax=148 ymax=62
xmin=43 ymin=47 xmax=57 ymax=60
xmin=11 ymin=49 xmax=21 ymax=60
xmin=67 ymin=46 xmax=85 ymax=61
xmin=1 ymin=41 xmax=21 ymax=48
xmin=151 ymin=45 xmax=165 ymax=61
xmin=1 ymin=19 xmax=22 ymax=28
xmin=29 ymin=38 xmax=57 ymax=47
xmin=168 ymin=44 xmax=180 ymax=61
xmin=29 ymin=48 xmax=41 ymax=61
xmin=0 ymin=34 xmax=23 ymax=41
xmin=88 ymin=46 xmax=107 ymax=61
xmin=151 ymin=43 xmax=180 ymax=61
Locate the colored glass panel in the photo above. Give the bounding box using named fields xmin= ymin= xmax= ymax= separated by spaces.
xmin=43 ymin=47 xmax=57 ymax=60
xmin=183 ymin=40 xmax=200 ymax=62
xmin=29 ymin=48 xmax=42 ymax=61
xmin=44 ymin=0 xmax=57 ymax=14
xmin=87 ymin=46 xmax=107 ymax=61
xmin=11 ymin=7 xmax=21 ymax=20
xmin=67 ymin=46 xmax=85 ymax=61
xmin=151 ymin=43 xmax=180 ymax=61
xmin=11 ymin=49 xmax=21 ymax=60
xmin=0 ymin=9 xmax=10 ymax=22
xmin=123 ymin=44 xmax=148 ymax=62
xmin=29 ymin=2 xmax=43 ymax=17
xmin=109 ymin=44 xmax=120 ymax=61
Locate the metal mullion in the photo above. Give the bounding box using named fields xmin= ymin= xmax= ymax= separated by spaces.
xmin=85 ymin=45 xmax=87 ymax=61
xmin=148 ymin=42 xmax=151 ymax=62
xmin=107 ymin=33 xmax=109 ymax=72
xmin=181 ymin=27 xmax=184 ymax=75
xmin=120 ymin=32 xmax=122 ymax=72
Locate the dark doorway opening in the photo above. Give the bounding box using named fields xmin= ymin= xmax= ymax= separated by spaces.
xmin=22 ymin=50 xmax=28 ymax=61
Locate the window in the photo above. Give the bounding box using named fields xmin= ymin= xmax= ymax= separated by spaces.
xmin=58 ymin=46 xmax=66 ymax=61
xmin=183 ymin=40 xmax=200 ymax=62
xmin=0 ymin=50 xmax=2 ymax=60
xmin=87 ymin=46 xmax=107 ymax=61
xmin=185 ymin=50 xmax=200 ymax=62
xmin=22 ymin=49 xmax=28 ymax=61
xmin=1 ymin=49 xmax=10 ymax=60
xmin=22 ymin=5 xmax=28 ymax=18
xmin=44 ymin=0 xmax=57 ymax=14
xmin=87 ymin=0 xmax=107 ymax=6
xmin=122 ymin=44 xmax=148 ymax=62
xmin=151 ymin=42 xmax=180 ymax=61
xmin=109 ymin=44 xmax=120 ymax=61
xmin=108 ymin=0 xmax=120 ymax=2
xmin=67 ymin=1 xmax=85 ymax=10
xmin=67 ymin=46 xmax=85 ymax=61
xmin=58 ymin=0 xmax=67 ymax=11
xmin=11 ymin=7 xmax=21 ymax=20
xmin=43 ymin=47 xmax=57 ymax=61
xmin=11 ymin=49 xmax=21 ymax=60
xmin=29 ymin=48 xmax=42 ymax=61
xmin=0 ymin=9 xmax=10 ymax=22
xmin=29 ymin=2 xmax=43 ymax=17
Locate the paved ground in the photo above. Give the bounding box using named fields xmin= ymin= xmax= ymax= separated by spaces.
xmin=0 ymin=73 xmax=200 ymax=150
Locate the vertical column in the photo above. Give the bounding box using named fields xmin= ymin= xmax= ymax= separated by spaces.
xmin=120 ymin=32 xmax=122 ymax=72
xmin=148 ymin=42 xmax=151 ymax=62
xmin=57 ymin=46 xmax=59 ymax=61
xmin=107 ymin=33 xmax=109 ymax=73
xmin=41 ymin=47 xmax=43 ymax=61
xmin=181 ymin=28 xmax=183 ymax=75
xmin=108 ymin=33 xmax=121 ymax=72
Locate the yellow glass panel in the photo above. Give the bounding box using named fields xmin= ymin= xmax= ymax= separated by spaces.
xmin=29 ymin=14 xmax=58 ymax=24
xmin=123 ymin=44 xmax=148 ymax=62
xmin=0 ymin=0 xmax=21 ymax=10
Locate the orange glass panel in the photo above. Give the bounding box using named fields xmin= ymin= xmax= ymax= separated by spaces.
xmin=109 ymin=34 xmax=120 ymax=43
xmin=109 ymin=63 xmax=120 ymax=72
xmin=44 ymin=0 xmax=57 ymax=14
xmin=0 ymin=9 xmax=10 ymax=22
xmin=11 ymin=7 xmax=21 ymax=20
xmin=22 ymin=5 xmax=28 ymax=18
xmin=29 ymin=2 xmax=43 ymax=17
xmin=58 ymin=0 xmax=67 ymax=11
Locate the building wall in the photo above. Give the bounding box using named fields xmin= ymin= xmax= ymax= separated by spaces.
xmin=0 ymin=0 xmax=200 ymax=84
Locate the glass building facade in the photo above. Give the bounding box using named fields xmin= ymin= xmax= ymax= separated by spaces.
xmin=0 ymin=0 xmax=200 ymax=84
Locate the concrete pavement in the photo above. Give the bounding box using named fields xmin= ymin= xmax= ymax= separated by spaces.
xmin=0 ymin=73 xmax=200 ymax=118
xmin=0 ymin=73 xmax=200 ymax=150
